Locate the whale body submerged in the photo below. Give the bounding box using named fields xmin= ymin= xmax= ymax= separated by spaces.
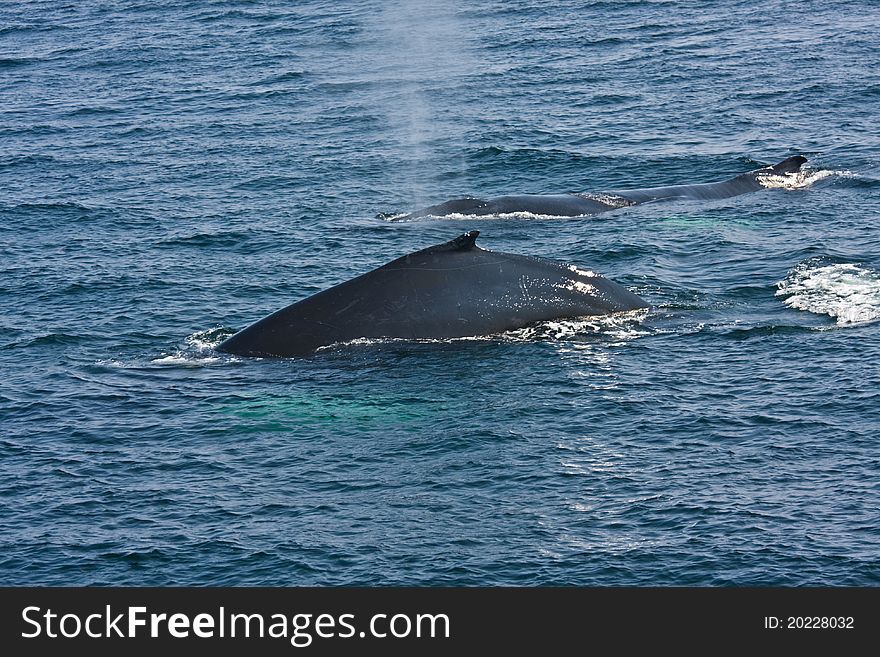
xmin=217 ymin=231 xmax=648 ymax=358
xmin=396 ymin=156 xmax=808 ymax=220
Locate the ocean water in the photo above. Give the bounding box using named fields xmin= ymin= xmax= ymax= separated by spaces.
xmin=2 ymin=0 xmax=879 ymax=586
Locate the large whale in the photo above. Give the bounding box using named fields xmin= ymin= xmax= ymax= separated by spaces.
xmin=217 ymin=231 xmax=648 ymax=358
xmin=395 ymin=155 xmax=807 ymax=220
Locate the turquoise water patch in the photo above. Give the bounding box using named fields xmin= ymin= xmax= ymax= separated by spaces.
xmin=653 ymin=213 xmax=755 ymax=231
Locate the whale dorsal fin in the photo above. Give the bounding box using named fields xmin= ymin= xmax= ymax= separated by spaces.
xmin=421 ymin=231 xmax=480 ymax=254
xmin=769 ymin=155 xmax=807 ymax=174
xmin=389 ymin=231 xmax=483 ymax=268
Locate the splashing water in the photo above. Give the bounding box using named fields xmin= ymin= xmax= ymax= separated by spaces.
xmin=756 ymin=167 xmax=841 ymax=190
xmin=501 ymin=309 xmax=651 ymax=342
xmin=152 ymin=328 xmax=237 ymax=364
xmin=776 ymin=260 xmax=880 ymax=325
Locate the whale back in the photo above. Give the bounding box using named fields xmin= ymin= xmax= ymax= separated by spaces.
xmin=608 ymin=156 xmax=809 ymax=204
xmin=397 ymin=155 xmax=809 ymax=219
xmin=217 ymin=231 xmax=648 ymax=357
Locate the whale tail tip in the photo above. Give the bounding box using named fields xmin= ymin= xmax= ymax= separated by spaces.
xmin=769 ymin=155 xmax=807 ymax=174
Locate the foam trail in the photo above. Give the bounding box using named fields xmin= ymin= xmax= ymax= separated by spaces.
xmin=776 ymin=260 xmax=880 ymax=325
xmin=388 ymin=211 xmax=607 ymax=222
xmin=756 ymin=167 xmax=842 ymax=190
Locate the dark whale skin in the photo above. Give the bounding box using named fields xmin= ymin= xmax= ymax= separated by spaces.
xmin=397 ymin=156 xmax=808 ymax=220
xmin=217 ymin=231 xmax=649 ymax=358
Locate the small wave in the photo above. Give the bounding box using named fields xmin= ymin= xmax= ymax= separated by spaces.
xmin=233 ymin=175 xmax=299 ymax=191
xmin=247 ymin=70 xmax=308 ymax=86
xmin=776 ymin=259 xmax=880 ymax=325
xmin=473 ymin=146 xmax=505 ymax=159
xmin=589 ymin=93 xmax=638 ymax=106
xmin=0 ymin=154 xmax=56 ymax=170
xmin=378 ymin=212 xmax=410 ymax=222
xmin=151 ymin=328 xmax=238 ymax=365
xmin=0 ymin=57 xmax=39 ymax=68
xmin=67 ymin=106 xmax=121 ymax=117
xmin=150 ymin=354 xmax=226 ymax=365
xmin=156 ymin=231 xmax=251 ymax=248
xmin=93 ymin=359 xmax=128 ymax=368
xmin=7 ymin=333 xmax=87 ymax=349
xmin=401 ymin=211 xmax=596 ymax=221
xmin=756 ymin=167 xmax=840 ymax=190
xmin=192 ymin=8 xmax=287 ymax=24
xmin=719 ymin=324 xmax=819 ymax=339
xmin=3 ymin=201 xmax=92 ymax=213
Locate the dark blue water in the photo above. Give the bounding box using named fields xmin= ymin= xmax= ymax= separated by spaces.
xmin=2 ymin=0 xmax=879 ymax=586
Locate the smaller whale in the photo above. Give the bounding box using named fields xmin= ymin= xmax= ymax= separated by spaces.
xmin=217 ymin=231 xmax=648 ymax=358
xmin=396 ymin=155 xmax=808 ymax=220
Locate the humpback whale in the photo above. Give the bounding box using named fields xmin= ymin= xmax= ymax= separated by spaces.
xmin=396 ymin=156 xmax=807 ymax=220
xmin=217 ymin=231 xmax=648 ymax=358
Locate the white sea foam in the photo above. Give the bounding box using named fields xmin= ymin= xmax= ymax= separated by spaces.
xmin=776 ymin=261 xmax=880 ymax=325
xmin=427 ymin=211 xmax=595 ymax=220
xmin=500 ymin=308 xmax=651 ymax=342
xmin=182 ymin=328 xmax=228 ymax=352
xmin=151 ymin=327 xmax=238 ymax=364
xmin=756 ymin=167 xmax=841 ymax=190
xmin=151 ymin=353 xmax=224 ymax=365
xmin=318 ymin=308 xmax=651 ymax=351
xmin=94 ymin=358 xmax=128 ymax=368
